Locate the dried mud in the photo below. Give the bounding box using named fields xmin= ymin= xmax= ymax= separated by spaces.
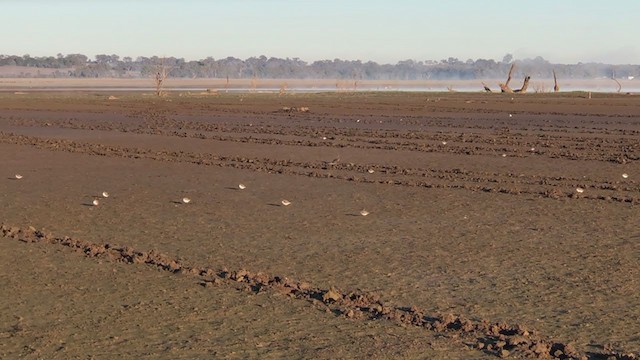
xmin=1 ymin=92 xmax=639 ymax=358
xmin=1 ymin=224 xmax=637 ymax=360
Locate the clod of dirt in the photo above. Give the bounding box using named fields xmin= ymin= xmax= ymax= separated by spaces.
xmin=322 ymin=288 xmax=342 ymax=303
xmin=3 ymin=224 xmax=639 ymax=360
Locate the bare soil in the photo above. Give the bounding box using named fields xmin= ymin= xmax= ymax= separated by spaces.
xmin=1 ymin=91 xmax=639 ymax=359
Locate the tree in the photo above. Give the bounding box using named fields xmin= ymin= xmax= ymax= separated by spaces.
xmin=154 ymin=58 xmax=168 ymax=97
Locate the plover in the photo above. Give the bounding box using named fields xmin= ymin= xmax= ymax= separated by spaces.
xmin=14 ymin=174 xmax=23 ymax=180
xmin=182 ymin=197 xmax=191 ymax=204
xmin=92 ymin=199 xmax=99 ymax=206
xmin=281 ymin=199 xmax=291 ymax=206
xmin=238 ymin=184 xmax=246 ymax=190
xmin=360 ymin=209 xmax=370 ymax=216
xmin=102 ymin=191 xmax=110 ymax=198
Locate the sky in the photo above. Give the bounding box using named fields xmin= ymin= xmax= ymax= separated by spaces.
xmin=2 ymin=0 xmax=639 ymax=64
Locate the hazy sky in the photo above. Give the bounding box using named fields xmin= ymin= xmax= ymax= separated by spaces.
xmin=2 ymin=0 xmax=639 ymax=64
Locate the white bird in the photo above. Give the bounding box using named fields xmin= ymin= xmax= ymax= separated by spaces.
xmin=509 ymin=114 xmax=513 ymax=118
xmin=14 ymin=174 xmax=23 ymax=180
xmin=367 ymin=169 xmax=375 ymax=174
xmin=238 ymin=184 xmax=246 ymax=190
xmin=102 ymin=191 xmax=109 ymax=198
xmin=322 ymin=136 xmax=327 ymax=140
xmin=622 ymin=173 xmax=629 ymax=179
xmin=530 ymin=147 xmax=536 ymax=152
xmin=182 ymin=197 xmax=191 ymax=204
xmin=281 ymin=199 xmax=291 ymax=206
xmin=575 ymin=187 xmax=585 ymax=193
xmin=441 ymin=141 xmax=447 ymax=145
xmin=360 ymin=209 xmax=370 ymax=216
xmin=327 ymin=157 xmax=340 ymax=166
xmin=92 ymin=199 xmax=99 ymax=206
xmin=501 ymin=154 xmax=507 ymax=157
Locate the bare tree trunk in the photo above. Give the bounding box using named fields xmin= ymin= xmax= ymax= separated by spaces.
xmin=514 ymin=76 xmax=531 ymax=93
xmin=553 ymin=70 xmax=560 ymax=92
xmin=251 ymin=76 xmax=257 ymax=92
xmin=612 ymin=77 xmax=622 ymax=93
xmin=279 ymin=82 xmax=288 ymax=96
xmin=154 ymin=58 xmax=168 ymax=97
xmin=499 ymin=63 xmax=515 ymax=93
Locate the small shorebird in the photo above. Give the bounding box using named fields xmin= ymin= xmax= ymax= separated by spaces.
xmin=575 ymin=187 xmax=585 ymax=194
xmin=441 ymin=141 xmax=447 ymax=145
xmin=102 ymin=191 xmax=109 ymax=198
xmin=367 ymin=169 xmax=375 ymax=174
xmin=622 ymin=173 xmax=629 ymax=179
xmin=281 ymin=199 xmax=291 ymax=206
xmin=182 ymin=197 xmax=191 ymax=204
xmin=360 ymin=209 xmax=370 ymax=216
xmin=238 ymin=184 xmax=246 ymax=190
xmin=92 ymin=199 xmax=99 ymax=206
xmin=14 ymin=174 xmax=23 ymax=180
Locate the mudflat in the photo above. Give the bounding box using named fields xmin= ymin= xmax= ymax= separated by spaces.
xmin=1 ymin=91 xmax=639 ymax=359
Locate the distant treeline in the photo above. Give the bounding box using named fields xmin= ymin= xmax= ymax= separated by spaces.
xmin=1 ymin=53 xmax=638 ymax=80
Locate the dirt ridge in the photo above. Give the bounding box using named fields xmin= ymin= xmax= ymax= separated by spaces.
xmin=2 ymin=223 xmax=637 ymax=360
xmin=0 ymin=131 xmax=638 ymax=205
xmin=5 ymin=114 xmax=640 ymax=163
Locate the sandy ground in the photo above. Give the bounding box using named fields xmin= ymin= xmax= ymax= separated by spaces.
xmin=1 ymin=91 xmax=639 ymax=359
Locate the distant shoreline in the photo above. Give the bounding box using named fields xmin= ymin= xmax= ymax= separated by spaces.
xmin=0 ymin=78 xmax=637 ymax=93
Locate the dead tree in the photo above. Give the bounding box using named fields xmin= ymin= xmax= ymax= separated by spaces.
xmin=514 ymin=76 xmax=531 ymax=93
xmin=612 ymin=78 xmax=622 ymax=93
xmin=154 ymin=58 xmax=168 ymax=97
xmin=279 ymin=82 xmax=288 ymax=96
xmin=499 ymin=63 xmax=515 ymax=93
xmin=251 ymin=76 xmax=257 ymax=92
xmin=499 ymin=63 xmax=531 ymax=93
xmin=553 ymin=70 xmax=560 ymax=92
